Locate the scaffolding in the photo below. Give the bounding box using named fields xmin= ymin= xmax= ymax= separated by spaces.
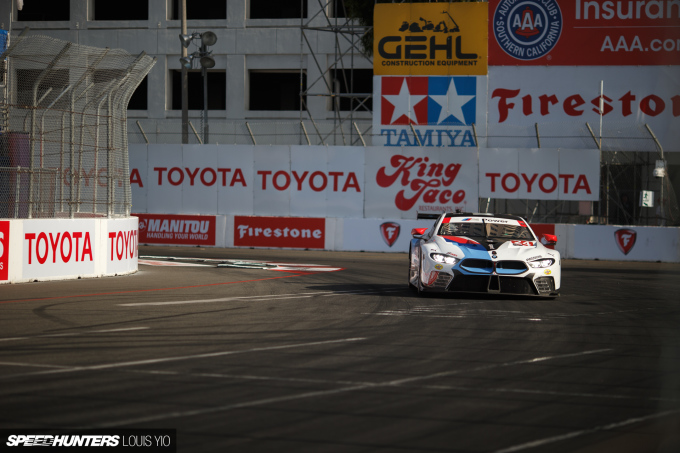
xmin=299 ymin=0 xmax=374 ymax=146
xmin=0 ymin=32 xmax=156 ymax=219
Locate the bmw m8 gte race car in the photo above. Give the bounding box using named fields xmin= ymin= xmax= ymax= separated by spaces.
xmin=408 ymin=213 xmax=560 ymax=297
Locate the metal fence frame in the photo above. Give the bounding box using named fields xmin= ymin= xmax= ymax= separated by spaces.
xmin=0 ymin=32 xmax=156 ymax=219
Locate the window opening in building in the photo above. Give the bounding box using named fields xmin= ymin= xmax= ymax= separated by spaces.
xmin=128 ymin=76 xmax=148 ymax=110
xmin=331 ymin=0 xmax=347 ymax=18
xmin=17 ymin=0 xmax=70 ymax=21
xmin=171 ymin=0 xmax=227 ymax=20
xmin=250 ymin=0 xmax=307 ymax=19
xmin=249 ymin=71 xmax=305 ymax=111
xmin=171 ymin=70 xmax=226 ymax=110
xmin=330 ymin=69 xmax=372 ymax=112
xmin=93 ymin=0 xmax=149 ymax=21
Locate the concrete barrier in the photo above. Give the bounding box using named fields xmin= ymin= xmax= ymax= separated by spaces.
xmin=132 ymin=215 xmax=680 ymax=263
xmin=1 ymin=217 xmax=138 ymax=284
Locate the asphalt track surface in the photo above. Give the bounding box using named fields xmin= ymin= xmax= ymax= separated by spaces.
xmin=1 ymin=246 xmax=679 ymax=453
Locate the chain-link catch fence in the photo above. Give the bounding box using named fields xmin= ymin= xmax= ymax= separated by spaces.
xmin=1 ymin=33 xmax=156 ymax=219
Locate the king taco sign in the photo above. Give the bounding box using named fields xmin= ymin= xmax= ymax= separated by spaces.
xmin=367 ymin=149 xmax=479 ymax=217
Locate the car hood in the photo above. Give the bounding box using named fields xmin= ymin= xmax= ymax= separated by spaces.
xmin=433 ymin=235 xmax=553 ymax=261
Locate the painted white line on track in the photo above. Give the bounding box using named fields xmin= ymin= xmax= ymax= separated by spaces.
xmin=91 ymin=327 xmax=150 ymax=333
xmin=89 ymin=348 xmax=612 ymax=428
xmin=123 ymin=369 xmax=680 ymax=404
xmin=119 ymin=288 xmax=405 ymax=306
xmin=0 ymin=361 xmax=72 ymax=369
xmin=0 ymin=327 xmax=150 ymax=343
xmin=0 ymin=337 xmax=367 ymax=380
xmin=493 ymin=409 xmax=680 ymax=453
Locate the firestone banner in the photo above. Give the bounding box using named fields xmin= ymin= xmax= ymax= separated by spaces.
xmin=488 ymin=66 xmax=680 ymax=152
xmin=489 ymin=0 xmax=680 ymax=65
xmin=374 ymin=2 xmax=488 ymax=76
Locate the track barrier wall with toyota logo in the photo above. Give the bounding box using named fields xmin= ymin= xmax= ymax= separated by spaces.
xmin=2 ymin=218 xmax=138 ymax=284
xmin=123 ymin=144 xmax=679 ymax=262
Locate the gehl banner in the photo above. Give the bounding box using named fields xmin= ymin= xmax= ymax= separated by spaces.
xmin=373 ymin=2 xmax=488 ymax=76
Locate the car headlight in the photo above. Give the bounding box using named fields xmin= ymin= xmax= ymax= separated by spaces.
xmin=529 ymin=258 xmax=555 ymax=268
xmin=430 ymin=253 xmax=458 ymax=265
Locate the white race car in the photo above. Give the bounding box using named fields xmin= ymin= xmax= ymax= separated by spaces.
xmin=408 ymin=213 xmax=560 ymax=297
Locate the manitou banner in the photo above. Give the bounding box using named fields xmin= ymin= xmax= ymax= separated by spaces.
xmin=489 ymin=0 xmax=680 ymax=65
xmin=374 ymin=2 xmax=488 ymax=76
xmin=136 ymin=214 xmax=216 ymax=246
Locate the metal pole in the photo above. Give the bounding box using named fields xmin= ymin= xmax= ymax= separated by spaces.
xmin=202 ymin=44 xmax=208 ymax=144
xmin=181 ymin=0 xmax=189 ymax=144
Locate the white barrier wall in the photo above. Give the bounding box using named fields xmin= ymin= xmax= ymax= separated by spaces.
xmin=129 ymin=145 xmax=598 ymax=219
xmin=130 ymin=214 xmax=680 ymax=263
xmin=1 ymin=218 xmax=138 ymax=284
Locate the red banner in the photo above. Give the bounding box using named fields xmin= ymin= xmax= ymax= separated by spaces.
xmin=0 ymin=221 xmax=9 ymax=281
xmin=489 ymin=0 xmax=680 ymax=65
xmin=234 ymin=216 xmax=325 ymax=249
xmin=135 ymin=214 xmax=216 ymax=246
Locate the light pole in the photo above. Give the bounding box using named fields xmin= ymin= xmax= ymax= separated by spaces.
xmin=179 ymin=31 xmax=217 ymax=144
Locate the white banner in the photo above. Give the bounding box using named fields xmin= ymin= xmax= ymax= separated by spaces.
xmin=488 ymin=66 xmax=680 ymax=152
xmin=22 ymin=219 xmax=97 ymax=279
xmin=373 ymin=75 xmax=488 ymax=148
xmin=365 ymin=147 xmax=479 ymax=218
xmin=131 ymin=145 xmax=366 ymax=218
xmin=479 ymin=148 xmax=600 ymax=201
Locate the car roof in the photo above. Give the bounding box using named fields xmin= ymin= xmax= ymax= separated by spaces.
xmin=442 ymin=213 xmax=525 ymax=221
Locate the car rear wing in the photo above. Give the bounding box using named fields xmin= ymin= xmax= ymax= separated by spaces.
xmin=416 ymin=213 xmax=441 ymax=220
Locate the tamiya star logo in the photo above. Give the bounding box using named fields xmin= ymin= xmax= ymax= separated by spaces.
xmin=381 ymin=76 xmax=476 ymax=126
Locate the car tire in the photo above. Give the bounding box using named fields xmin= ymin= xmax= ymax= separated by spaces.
xmin=408 ymin=246 xmax=417 ymax=290
xmin=416 ymin=248 xmax=426 ymax=297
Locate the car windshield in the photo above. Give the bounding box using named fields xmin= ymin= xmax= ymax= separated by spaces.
xmin=438 ymin=222 xmax=535 ymax=240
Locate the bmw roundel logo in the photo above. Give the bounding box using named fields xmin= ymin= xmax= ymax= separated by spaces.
xmin=493 ymin=0 xmax=562 ymax=61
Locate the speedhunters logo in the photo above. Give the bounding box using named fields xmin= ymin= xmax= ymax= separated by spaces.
xmin=493 ymin=0 xmax=562 ymax=60
xmin=1 ymin=430 xmax=176 ymax=452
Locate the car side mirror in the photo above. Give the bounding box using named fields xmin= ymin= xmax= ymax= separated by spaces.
xmin=541 ymin=234 xmax=557 ymax=246
xmin=411 ymin=227 xmax=428 ymax=238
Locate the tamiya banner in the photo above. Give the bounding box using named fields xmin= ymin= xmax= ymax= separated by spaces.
xmin=488 ymin=66 xmax=680 ymax=152
xmin=364 ymin=147 xmax=479 ymax=218
xmin=489 ymin=0 xmax=680 ymax=65
xmin=479 ymin=148 xmax=600 ymax=201
xmin=136 ymin=214 xmax=215 ymax=246
xmin=374 ymin=2 xmax=488 ymax=75
xmin=373 ymin=75 xmax=488 ymax=148
xmin=0 ymin=221 xmax=9 ymax=281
